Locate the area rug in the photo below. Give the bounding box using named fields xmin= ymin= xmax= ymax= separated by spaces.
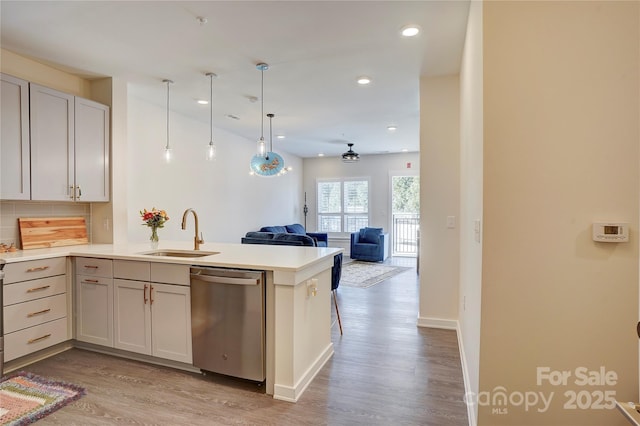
xmin=340 ymin=261 xmax=411 ymax=289
xmin=0 ymin=371 xmax=85 ymax=426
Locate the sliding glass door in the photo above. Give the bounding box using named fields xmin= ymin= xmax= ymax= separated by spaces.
xmin=391 ymin=175 xmax=420 ymax=257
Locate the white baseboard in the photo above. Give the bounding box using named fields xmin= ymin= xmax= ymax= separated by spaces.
xmin=273 ymin=342 xmax=334 ymax=402
xmin=456 ymin=323 xmax=476 ymax=426
xmin=416 ymin=316 xmax=458 ymax=330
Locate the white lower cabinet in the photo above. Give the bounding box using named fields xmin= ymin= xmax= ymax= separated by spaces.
xmin=150 ymin=282 xmax=192 ymax=363
xmin=75 ymin=257 xmax=113 ymax=347
xmin=76 ymin=275 xmax=113 ymax=346
xmin=113 ymin=279 xmax=192 ymax=364
xmin=112 ymin=260 xmax=192 ymax=364
xmin=3 ymin=257 xmax=69 ymax=362
xmin=113 ymin=279 xmax=150 ymax=354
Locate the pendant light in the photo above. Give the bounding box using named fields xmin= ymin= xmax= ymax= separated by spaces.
xmin=342 ymin=143 xmax=360 ymax=162
xmin=205 ymin=72 xmax=217 ymax=161
xmin=256 ymin=63 xmax=268 ymax=158
xmin=162 ymin=79 xmax=173 ymax=163
xmin=250 ymin=113 xmax=285 ymax=176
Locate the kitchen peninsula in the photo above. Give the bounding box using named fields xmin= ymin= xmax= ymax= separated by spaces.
xmin=1 ymin=241 xmax=342 ymax=402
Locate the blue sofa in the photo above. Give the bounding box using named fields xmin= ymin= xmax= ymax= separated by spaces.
xmin=350 ymin=227 xmax=390 ymax=262
xmin=241 ymin=231 xmax=316 ymax=246
xmin=259 ymin=223 xmax=328 ymax=247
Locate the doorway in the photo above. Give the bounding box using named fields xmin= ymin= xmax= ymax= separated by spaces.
xmin=391 ymin=174 xmax=420 ymax=257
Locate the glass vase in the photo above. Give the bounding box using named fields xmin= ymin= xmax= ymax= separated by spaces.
xmin=150 ymin=226 xmax=159 ymax=249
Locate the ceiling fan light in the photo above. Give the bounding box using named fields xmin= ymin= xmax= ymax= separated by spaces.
xmin=342 ymin=143 xmax=360 ymax=163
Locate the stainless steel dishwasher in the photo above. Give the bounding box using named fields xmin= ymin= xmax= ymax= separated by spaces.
xmin=190 ymin=266 xmax=265 ymax=382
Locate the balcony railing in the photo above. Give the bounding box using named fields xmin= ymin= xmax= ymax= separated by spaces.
xmin=392 ymin=213 xmax=419 ymax=256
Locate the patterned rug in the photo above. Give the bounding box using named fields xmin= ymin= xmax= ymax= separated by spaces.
xmin=0 ymin=371 xmax=85 ymax=425
xmin=340 ymin=261 xmax=412 ymax=289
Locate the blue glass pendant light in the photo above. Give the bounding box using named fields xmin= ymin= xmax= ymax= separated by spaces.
xmin=250 ymin=63 xmax=287 ymax=177
xmin=251 ymin=113 xmax=285 ymax=176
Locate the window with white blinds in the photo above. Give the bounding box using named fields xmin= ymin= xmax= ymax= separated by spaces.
xmin=317 ymin=178 xmax=369 ymax=233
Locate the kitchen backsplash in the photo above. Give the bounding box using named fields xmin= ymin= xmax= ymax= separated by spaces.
xmin=0 ymin=201 xmax=92 ymax=249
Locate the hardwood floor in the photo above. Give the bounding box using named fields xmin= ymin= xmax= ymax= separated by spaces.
xmin=22 ymin=257 xmax=469 ymax=425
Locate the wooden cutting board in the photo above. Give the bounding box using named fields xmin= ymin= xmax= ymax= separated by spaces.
xmin=18 ymin=217 xmax=88 ymax=250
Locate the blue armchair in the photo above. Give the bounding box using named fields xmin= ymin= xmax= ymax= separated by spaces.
xmin=350 ymin=227 xmax=390 ymax=262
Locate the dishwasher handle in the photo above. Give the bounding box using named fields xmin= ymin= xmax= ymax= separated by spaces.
xmin=190 ymin=274 xmax=260 ymax=286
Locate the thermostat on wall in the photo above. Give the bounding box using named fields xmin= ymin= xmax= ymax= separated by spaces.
xmin=592 ymin=222 xmax=629 ymax=242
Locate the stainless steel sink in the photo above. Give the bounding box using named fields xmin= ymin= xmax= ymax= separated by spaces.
xmin=139 ymin=249 xmax=220 ymax=258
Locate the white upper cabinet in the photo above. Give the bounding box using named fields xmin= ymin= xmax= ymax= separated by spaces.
xmin=29 ymin=83 xmax=110 ymax=202
xmin=29 ymin=83 xmax=75 ymax=201
xmin=75 ymin=97 xmax=110 ymax=202
xmin=1 ymin=74 xmax=31 ymax=200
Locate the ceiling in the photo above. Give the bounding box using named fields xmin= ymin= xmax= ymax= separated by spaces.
xmin=0 ymin=1 xmax=470 ymax=159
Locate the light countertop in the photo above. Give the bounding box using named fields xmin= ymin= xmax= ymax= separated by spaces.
xmin=0 ymin=240 xmax=343 ymax=273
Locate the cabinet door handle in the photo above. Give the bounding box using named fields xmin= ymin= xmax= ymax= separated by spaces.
xmin=144 ymin=284 xmax=148 ymax=304
xmin=77 ymin=185 xmax=82 ymax=199
xmin=82 ymin=279 xmax=99 ymax=284
xmin=83 ymin=265 xmax=99 ymax=269
xmin=28 ymin=334 xmax=51 ymax=344
xmin=26 ymin=266 xmax=49 ymax=273
xmin=26 ymin=285 xmax=51 ymax=293
xmin=150 ymin=285 xmax=154 ymax=305
xmin=27 ymin=308 xmax=51 ymax=317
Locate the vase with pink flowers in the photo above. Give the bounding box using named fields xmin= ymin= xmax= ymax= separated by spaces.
xmin=140 ymin=208 xmax=169 ymax=248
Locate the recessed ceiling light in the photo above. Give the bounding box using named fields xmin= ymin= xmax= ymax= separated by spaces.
xmin=357 ymin=76 xmax=371 ymax=85
xmin=197 ymin=99 xmax=208 ymax=105
xmin=401 ymin=25 xmax=420 ymax=37
xmin=318 ymin=153 xmax=325 ymax=157
xmin=276 ymin=135 xmax=285 ymax=139
xmin=401 ymin=148 xmax=408 ymax=152
xmin=387 ymin=125 xmax=397 ymax=131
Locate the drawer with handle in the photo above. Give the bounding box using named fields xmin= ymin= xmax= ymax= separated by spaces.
xmin=4 ymin=293 xmax=67 ymax=333
xmin=3 ymin=257 xmax=66 ymax=284
xmin=3 ymin=275 xmax=66 ymax=306
xmin=75 ymin=257 xmax=113 ymax=278
xmin=4 ymin=317 xmax=68 ymax=362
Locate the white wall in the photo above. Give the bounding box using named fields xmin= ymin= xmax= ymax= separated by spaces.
xmin=479 ymin=2 xmax=639 ymax=424
xmin=302 ymin=152 xmax=420 ymax=250
xmin=458 ymin=1 xmax=483 ymax=425
xmin=127 ymin=94 xmax=303 ymax=244
xmin=418 ymin=75 xmax=460 ymax=329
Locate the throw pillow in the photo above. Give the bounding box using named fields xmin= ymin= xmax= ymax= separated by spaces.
xmin=285 ymin=223 xmax=306 ymax=234
xmin=260 ymin=226 xmax=287 ymax=233
xmin=361 ymin=227 xmax=383 ymax=244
